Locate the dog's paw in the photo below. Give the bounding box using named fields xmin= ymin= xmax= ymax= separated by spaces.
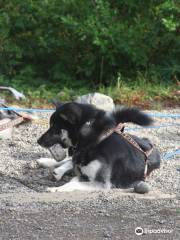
xmin=52 ymin=170 xmax=63 ymax=181
xmin=134 ymin=181 xmax=150 ymax=194
xmin=46 ymin=187 xmax=60 ymax=192
xmin=36 ymin=158 xmax=58 ymax=168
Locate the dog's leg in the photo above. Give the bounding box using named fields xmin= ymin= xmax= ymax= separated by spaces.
xmin=52 ymin=159 xmax=73 ymax=181
xmin=36 ymin=158 xmax=60 ymax=168
xmin=47 ymin=177 xmax=107 ymax=192
xmin=36 ymin=157 xmax=71 ymax=169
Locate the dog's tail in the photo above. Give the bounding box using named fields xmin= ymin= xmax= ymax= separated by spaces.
xmin=113 ymin=107 xmax=153 ymax=126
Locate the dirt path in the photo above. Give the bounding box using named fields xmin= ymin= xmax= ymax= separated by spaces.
xmin=0 ymin=190 xmax=179 ymax=240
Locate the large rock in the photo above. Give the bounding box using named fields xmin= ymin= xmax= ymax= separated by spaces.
xmin=76 ymin=92 xmax=114 ymax=111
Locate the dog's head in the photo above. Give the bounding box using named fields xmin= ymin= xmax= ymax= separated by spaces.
xmin=37 ymin=102 xmax=98 ymax=148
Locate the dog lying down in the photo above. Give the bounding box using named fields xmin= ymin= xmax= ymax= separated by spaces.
xmin=37 ymin=102 xmax=161 ymax=193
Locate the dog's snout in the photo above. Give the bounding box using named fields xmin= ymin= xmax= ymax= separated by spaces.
xmin=37 ymin=131 xmax=58 ymax=148
xmin=37 ymin=137 xmax=44 ymax=146
xmin=37 ymin=135 xmax=49 ymax=148
xmin=37 ymin=138 xmax=41 ymax=145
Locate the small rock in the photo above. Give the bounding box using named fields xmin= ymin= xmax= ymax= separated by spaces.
xmin=103 ymin=231 xmax=111 ymax=238
xmin=134 ymin=181 xmax=150 ymax=194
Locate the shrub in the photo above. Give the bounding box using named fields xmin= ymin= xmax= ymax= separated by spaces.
xmin=0 ymin=0 xmax=179 ymax=87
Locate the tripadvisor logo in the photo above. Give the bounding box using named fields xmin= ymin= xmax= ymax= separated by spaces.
xmin=135 ymin=226 xmax=173 ymax=235
xmin=135 ymin=227 xmax=143 ymax=236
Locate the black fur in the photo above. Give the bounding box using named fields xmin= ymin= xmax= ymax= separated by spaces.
xmin=113 ymin=107 xmax=153 ymax=126
xmin=38 ymin=102 xmax=160 ymax=188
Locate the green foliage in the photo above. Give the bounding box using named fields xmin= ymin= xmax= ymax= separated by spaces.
xmin=0 ymin=0 xmax=179 ymax=88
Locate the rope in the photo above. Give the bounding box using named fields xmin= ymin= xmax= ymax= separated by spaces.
xmin=126 ymin=123 xmax=180 ymax=131
xmin=32 ymin=119 xmax=49 ymax=125
xmin=0 ymin=107 xmax=180 ymax=118
xmin=0 ymin=107 xmax=54 ymax=112
xmin=163 ymin=148 xmax=180 ymax=160
xmin=0 ymin=117 xmax=24 ymax=131
xmin=148 ymin=113 xmax=180 ymax=118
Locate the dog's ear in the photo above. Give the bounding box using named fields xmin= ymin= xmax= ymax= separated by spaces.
xmin=52 ymin=99 xmax=62 ymax=109
xmin=60 ymin=113 xmax=76 ymax=124
xmin=59 ymin=113 xmax=69 ymax=122
xmin=59 ymin=103 xmax=82 ymax=124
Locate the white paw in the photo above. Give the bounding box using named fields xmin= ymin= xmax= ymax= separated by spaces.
xmin=47 ymin=186 xmax=75 ymax=192
xmin=36 ymin=158 xmax=59 ymax=168
xmin=47 ymin=187 xmax=61 ymax=192
xmin=52 ymin=159 xmax=73 ymax=181
xmin=52 ymin=170 xmax=64 ymax=181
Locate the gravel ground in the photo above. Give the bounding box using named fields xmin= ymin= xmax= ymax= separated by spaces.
xmin=0 ymin=108 xmax=179 ymax=240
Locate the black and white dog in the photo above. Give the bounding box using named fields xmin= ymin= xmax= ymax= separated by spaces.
xmin=37 ymin=102 xmax=160 ymax=193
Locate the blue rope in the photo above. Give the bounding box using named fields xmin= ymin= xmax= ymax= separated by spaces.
xmin=0 ymin=107 xmax=55 ymax=112
xmin=148 ymin=113 xmax=180 ymax=118
xmin=163 ymin=149 xmax=180 ymax=160
xmin=126 ymin=123 xmax=180 ymax=131
xmin=0 ymin=107 xmax=180 ymax=118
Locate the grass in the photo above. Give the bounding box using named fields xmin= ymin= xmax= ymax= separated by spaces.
xmin=99 ymin=80 xmax=179 ymax=109
xmin=0 ymin=75 xmax=179 ymax=110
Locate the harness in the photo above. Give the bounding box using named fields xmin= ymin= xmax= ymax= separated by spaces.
xmin=101 ymin=123 xmax=154 ymax=178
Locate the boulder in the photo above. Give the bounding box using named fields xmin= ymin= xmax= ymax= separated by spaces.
xmin=76 ymin=92 xmax=114 ymax=111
